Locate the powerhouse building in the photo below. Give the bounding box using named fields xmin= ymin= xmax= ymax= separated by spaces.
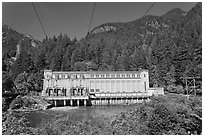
xmin=42 ymin=70 xmax=150 ymax=97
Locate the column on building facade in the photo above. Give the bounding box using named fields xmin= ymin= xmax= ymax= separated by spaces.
xmin=103 ymin=99 xmax=105 ymax=105
xmin=86 ymin=74 xmax=89 ymax=88
xmin=136 ymin=80 xmax=138 ymax=92
xmin=100 ymin=80 xmax=102 ymax=93
xmin=137 ymin=80 xmax=140 ymax=92
xmin=120 ymin=79 xmax=125 ymax=93
xmin=77 ymin=99 xmax=79 ymax=106
xmin=64 ymin=100 xmax=66 ymax=106
xmin=115 ymin=80 xmax=118 ymax=93
xmin=54 ymin=100 xmax=57 ymax=107
xmin=70 ymin=100 xmax=73 ymax=106
xmin=50 ymin=79 xmax=52 ymax=88
xmin=101 ymin=99 xmax=104 ymax=105
xmin=110 ymin=80 xmax=112 ymax=93
xmin=89 ymin=80 xmax=92 ymax=93
xmin=105 ymin=80 xmax=108 ymax=93
xmin=104 ymin=80 xmax=106 ymax=93
xmin=115 ymin=79 xmax=117 ymax=93
xmin=125 ymin=79 xmax=128 ymax=92
xmin=140 ymin=78 xmax=143 ymax=92
xmin=120 ymin=80 xmax=122 ymax=92
xmin=99 ymin=99 xmax=101 ymax=105
xmin=129 ymin=79 xmax=131 ymax=92
xmin=69 ymin=79 xmax=72 ymax=95
xmin=113 ymin=80 xmax=115 ymax=93
xmin=100 ymin=80 xmax=103 ymax=93
xmin=72 ymin=79 xmax=75 ymax=88
xmin=66 ymin=88 xmax=69 ymax=97
xmin=127 ymin=80 xmax=129 ymax=92
xmin=131 ymin=80 xmax=134 ymax=92
xmin=94 ymin=79 xmax=96 ymax=92
xmin=96 ymin=100 xmax=99 ymax=105
xmin=108 ymin=80 xmax=111 ymax=92
xmin=84 ymin=99 xmax=86 ymax=106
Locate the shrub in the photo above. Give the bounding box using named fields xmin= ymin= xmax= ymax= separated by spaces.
xmin=167 ymin=85 xmax=177 ymax=93
xmin=167 ymin=85 xmax=185 ymax=94
xmin=176 ymin=85 xmax=185 ymax=94
xmin=9 ymin=96 xmax=24 ymax=109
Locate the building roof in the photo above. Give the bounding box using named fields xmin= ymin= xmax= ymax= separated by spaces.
xmin=44 ymin=70 xmax=148 ymax=74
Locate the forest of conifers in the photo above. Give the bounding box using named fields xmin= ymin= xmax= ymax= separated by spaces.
xmin=2 ymin=3 xmax=201 ymax=94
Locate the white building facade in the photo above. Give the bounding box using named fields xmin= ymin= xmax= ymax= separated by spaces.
xmin=42 ymin=70 xmax=150 ymax=97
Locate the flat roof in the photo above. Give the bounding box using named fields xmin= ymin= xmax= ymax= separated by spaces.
xmin=44 ymin=70 xmax=148 ymax=74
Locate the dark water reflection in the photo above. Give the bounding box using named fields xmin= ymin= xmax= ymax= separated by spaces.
xmin=24 ymin=105 xmax=138 ymax=128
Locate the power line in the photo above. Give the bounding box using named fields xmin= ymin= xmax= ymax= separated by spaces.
xmin=32 ymin=2 xmax=47 ymax=37
xmin=143 ymin=2 xmax=156 ymax=17
xmin=35 ymin=2 xmax=47 ymax=35
xmin=87 ymin=2 xmax=96 ymax=34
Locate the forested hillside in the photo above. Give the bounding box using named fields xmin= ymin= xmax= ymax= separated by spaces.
xmin=2 ymin=2 xmax=201 ymax=94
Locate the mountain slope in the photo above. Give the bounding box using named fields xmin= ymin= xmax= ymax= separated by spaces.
xmin=2 ymin=24 xmax=41 ymax=59
xmin=75 ymin=2 xmax=201 ymax=86
xmin=2 ymin=2 xmax=201 ymax=90
xmin=2 ymin=24 xmax=41 ymax=72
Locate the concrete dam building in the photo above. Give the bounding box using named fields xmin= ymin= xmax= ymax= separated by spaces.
xmin=42 ymin=70 xmax=163 ymax=107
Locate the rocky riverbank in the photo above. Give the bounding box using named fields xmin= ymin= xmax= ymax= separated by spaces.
xmin=8 ymin=95 xmax=51 ymax=111
xmin=2 ymin=95 xmax=51 ymax=135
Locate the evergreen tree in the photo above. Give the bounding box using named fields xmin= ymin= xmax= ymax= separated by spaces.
xmin=164 ymin=65 xmax=176 ymax=85
xmin=149 ymin=65 xmax=160 ymax=87
xmin=14 ymin=72 xmax=31 ymax=94
xmin=27 ymin=71 xmax=44 ymax=93
xmin=11 ymin=51 xmax=34 ymax=78
xmin=2 ymin=72 xmax=15 ymax=92
xmin=35 ymin=52 xmax=46 ymax=71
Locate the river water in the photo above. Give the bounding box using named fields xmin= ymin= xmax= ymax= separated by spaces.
xmin=24 ymin=105 xmax=138 ymax=128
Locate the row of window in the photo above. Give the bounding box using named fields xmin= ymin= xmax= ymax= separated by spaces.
xmin=90 ymin=73 xmax=142 ymax=78
xmin=46 ymin=74 xmax=85 ymax=79
xmin=90 ymin=80 xmax=141 ymax=84
xmin=90 ymin=89 xmax=143 ymax=93
xmin=45 ymin=73 xmax=145 ymax=79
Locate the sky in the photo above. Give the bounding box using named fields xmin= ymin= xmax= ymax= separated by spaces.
xmin=2 ymin=2 xmax=196 ymax=41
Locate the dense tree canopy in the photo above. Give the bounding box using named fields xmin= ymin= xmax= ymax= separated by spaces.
xmin=2 ymin=3 xmax=202 ymax=94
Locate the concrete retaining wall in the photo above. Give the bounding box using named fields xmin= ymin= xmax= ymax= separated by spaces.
xmin=148 ymin=87 xmax=164 ymax=96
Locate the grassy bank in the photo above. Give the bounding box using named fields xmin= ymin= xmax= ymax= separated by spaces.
xmin=2 ymin=93 xmax=202 ymax=135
